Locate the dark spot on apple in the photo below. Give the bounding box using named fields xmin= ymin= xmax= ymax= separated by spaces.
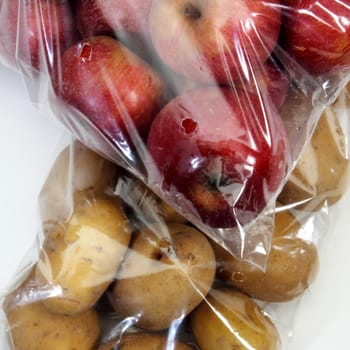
xmin=78 ymin=42 xmax=93 ymax=62
xmin=181 ymin=118 xmax=198 ymax=135
xmin=183 ymin=3 xmax=201 ymax=20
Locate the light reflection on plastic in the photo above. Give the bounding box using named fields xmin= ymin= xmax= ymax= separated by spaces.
xmin=16 ymin=284 xmax=63 ymax=307
xmin=246 ymin=154 xmax=257 ymax=166
xmin=166 ymin=314 xmax=186 ymax=350
xmin=190 ymin=156 xmax=202 ymax=170
xmin=233 ymin=32 xmax=250 ymax=79
xmin=339 ymin=15 xmax=350 ymax=31
xmin=107 ymin=315 xmax=141 ymax=344
xmin=210 ymin=291 xmax=257 ymax=350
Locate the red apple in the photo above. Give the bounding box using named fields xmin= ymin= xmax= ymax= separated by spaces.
xmin=260 ymin=59 xmax=290 ymax=110
xmin=54 ymin=36 xmax=164 ymax=148
xmin=149 ymin=0 xmax=282 ymax=84
xmin=161 ymin=66 xmax=210 ymax=103
xmin=75 ymin=0 xmax=152 ymax=45
xmin=237 ymin=58 xmax=290 ymax=111
xmin=160 ymin=58 xmax=290 ymax=110
xmin=0 ymin=0 xmax=76 ymax=71
xmin=147 ymin=87 xmax=290 ymax=228
xmin=281 ymin=0 xmax=350 ymax=75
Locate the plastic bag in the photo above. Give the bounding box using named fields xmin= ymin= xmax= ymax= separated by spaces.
xmin=0 ymin=140 xmax=308 ymax=349
xmin=0 ymin=80 xmax=349 ymax=349
xmin=2 ymin=0 xmax=350 ymax=265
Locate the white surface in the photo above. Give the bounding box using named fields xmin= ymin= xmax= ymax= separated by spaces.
xmin=288 ymin=195 xmax=350 ymax=350
xmin=0 ymin=64 xmax=68 ymax=290
xmin=0 ymin=63 xmax=350 ymax=349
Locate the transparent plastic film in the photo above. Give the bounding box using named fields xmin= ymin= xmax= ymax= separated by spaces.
xmin=0 ymin=113 xmax=349 ymax=349
xmin=0 ymin=140 xmax=278 ymax=349
xmin=1 ymin=1 xmax=350 ymax=266
xmin=279 ymin=86 xmax=350 ymax=212
xmin=0 ymin=0 xmax=78 ymax=102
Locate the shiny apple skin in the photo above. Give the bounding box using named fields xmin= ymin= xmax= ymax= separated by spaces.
xmin=259 ymin=59 xmax=290 ymax=111
xmin=0 ymin=0 xmax=76 ymax=71
xmin=237 ymin=58 xmax=290 ymax=111
xmin=75 ymin=0 xmax=113 ymax=38
xmin=75 ymin=0 xmax=152 ymax=41
xmin=54 ymin=36 xmax=164 ymax=145
xmin=149 ymin=0 xmax=281 ymax=84
xmin=147 ymin=87 xmax=290 ymax=228
xmin=281 ymin=0 xmax=350 ymax=75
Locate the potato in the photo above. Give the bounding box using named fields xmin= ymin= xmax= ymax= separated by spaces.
xmin=272 ymin=203 xmax=302 ymax=238
xmin=111 ymin=223 xmax=216 ymax=330
xmin=191 ymin=288 xmax=281 ymax=350
xmin=215 ymin=238 xmax=318 ymax=302
xmin=36 ymin=195 xmax=132 ymax=315
xmin=214 ymin=209 xmax=319 ymax=302
xmin=278 ymin=104 xmax=349 ymax=211
xmin=40 ymin=140 xmax=118 ymax=223
xmin=160 ymin=200 xmax=188 ymax=224
xmin=6 ymin=302 xmax=100 ymax=350
xmin=98 ymin=333 xmax=193 ymax=350
xmin=4 ymin=272 xmax=100 ymax=350
xmin=119 ymin=176 xmax=187 ymax=224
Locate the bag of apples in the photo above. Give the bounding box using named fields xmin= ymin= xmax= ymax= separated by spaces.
xmin=1 ymin=1 xmax=350 ymax=265
xmin=1 ymin=91 xmax=349 ymax=350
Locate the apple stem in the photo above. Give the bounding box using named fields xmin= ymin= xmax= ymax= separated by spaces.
xmin=184 ymin=3 xmax=201 ymax=20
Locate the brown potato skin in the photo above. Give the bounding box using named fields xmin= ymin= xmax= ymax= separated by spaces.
xmin=191 ymin=288 xmax=281 ymax=350
xmin=98 ymin=333 xmax=193 ymax=350
xmin=6 ymin=302 xmax=100 ymax=350
xmin=36 ymin=196 xmax=132 ymax=315
xmin=160 ymin=200 xmax=188 ymax=223
xmin=39 ymin=141 xmax=118 ymax=223
xmin=111 ymin=224 xmax=216 ymax=330
xmin=273 ymin=204 xmax=302 ymax=238
xmin=279 ymin=105 xmax=349 ymax=211
xmin=215 ymin=238 xmax=318 ymax=302
xmin=4 ymin=272 xmax=100 ymax=350
xmin=214 ymin=209 xmax=319 ymax=302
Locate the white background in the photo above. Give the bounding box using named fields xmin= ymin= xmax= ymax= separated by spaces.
xmin=0 ymin=63 xmax=349 ymax=349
